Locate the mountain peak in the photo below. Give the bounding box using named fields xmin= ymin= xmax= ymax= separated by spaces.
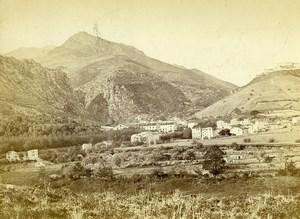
xmin=69 ymin=31 xmax=94 ymax=40
xmin=62 ymin=31 xmax=99 ymax=47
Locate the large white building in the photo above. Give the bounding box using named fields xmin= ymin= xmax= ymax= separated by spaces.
xmin=140 ymin=122 xmax=158 ymax=131
xmin=192 ymin=126 xmax=202 ymax=139
xmin=114 ymin=124 xmax=129 ymax=130
xmin=159 ymin=122 xmax=177 ymax=133
xmin=27 ymin=149 xmax=38 ymax=160
xmin=201 ymin=127 xmax=214 ymax=139
xmin=6 ymin=151 xmax=20 ymax=162
xmin=139 ymin=121 xmax=177 ymax=133
xmin=82 ymin=143 xmax=93 ymax=151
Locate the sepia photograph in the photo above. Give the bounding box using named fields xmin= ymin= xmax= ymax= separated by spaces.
xmin=0 ymin=0 xmax=300 ymax=218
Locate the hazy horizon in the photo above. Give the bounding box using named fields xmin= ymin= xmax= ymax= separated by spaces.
xmin=1 ymin=0 xmax=300 ymax=86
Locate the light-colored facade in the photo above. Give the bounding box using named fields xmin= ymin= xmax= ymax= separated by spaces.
xmin=159 ymin=122 xmax=177 ymax=133
xmin=192 ymin=126 xmax=202 ymax=139
xmin=6 ymin=149 xmax=38 ymax=162
xmin=247 ymin=124 xmax=258 ymax=134
xmin=27 ymin=149 xmax=38 ymax=160
xmin=230 ymin=127 xmax=244 ymax=136
xmin=82 ymin=143 xmax=93 ymax=151
xmin=201 ymin=127 xmax=213 ymax=139
xmin=292 ymin=117 xmax=299 ymax=125
xmin=114 ymin=124 xmax=129 ymax=130
xmin=6 ymin=151 xmax=20 ymax=162
xmin=140 ymin=123 xmax=158 ymax=131
xmin=240 ymin=119 xmax=251 ymax=126
xmin=131 ymin=132 xmax=161 ymax=145
xmin=139 ymin=121 xmax=177 ymax=133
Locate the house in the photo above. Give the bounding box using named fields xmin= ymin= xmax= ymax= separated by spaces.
xmin=6 ymin=149 xmax=39 ymax=162
xmin=114 ymin=124 xmax=129 ymax=130
xmin=192 ymin=126 xmax=202 ymax=139
xmin=27 ymin=149 xmax=38 ymax=160
xmin=131 ymin=132 xmax=161 ymax=145
xmin=216 ymin=120 xmax=225 ymax=129
xmin=82 ymin=143 xmax=93 ymax=151
xmin=159 ymin=122 xmax=177 ymax=133
xmin=254 ymin=119 xmax=269 ymax=130
xmin=292 ymin=117 xmax=299 ymax=125
xmin=240 ymin=119 xmax=251 ymax=126
xmin=247 ymin=124 xmax=258 ymax=134
xmin=230 ymin=127 xmax=244 ymax=136
xmin=201 ymin=127 xmax=213 ymax=139
xmin=140 ymin=122 xmax=158 ymax=131
xmin=146 ymin=133 xmax=161 ymax=145
xmin=6 ymin=151 xmax=20 ymax=162
xmin=131 ymin=134 xmax=143 ymax=143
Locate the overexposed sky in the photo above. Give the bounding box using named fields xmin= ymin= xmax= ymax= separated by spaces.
xmin=0 ymin=0 xmax=300 ymax=85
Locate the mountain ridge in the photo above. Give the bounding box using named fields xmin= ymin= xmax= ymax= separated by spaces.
xmin=0 ymin=56 xmax=87 ymax=119
xmin=194 ymin=69 xmax=300 ymax=118
xmin=4 ymin=31 xmax=237 ymax=123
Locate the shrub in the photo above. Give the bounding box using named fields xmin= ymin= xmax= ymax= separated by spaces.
xmin=269 ymin=138 xmax=275 ymax=143
xmin=113 ymin=155 xmax=122 ymax=167
xmin=295 ymin=139 xmax=300 ymax=143
xmin=235 ymin=144 xmax=246 ymax=150
xmin=193 ymin=142 xmax=203 ymax=150
xmin=278 ymin=160 xmax=299 ymax=176
xmin=203 ymin=145 xmax=226 ymax=176
xmin=151 ymin=167 xmax=168 ymax=179
xmin=243 ymin=138 xmax=251 ymax=143
xmin=95 ymin=165 xmax=114 ymax=180
xmin=264 ymin=156 xmax=274 ymax=163
xmin=231 ymin=142 xmax=238 ymax=147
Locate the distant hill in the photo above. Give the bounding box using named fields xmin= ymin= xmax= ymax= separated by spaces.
xmin=5 ymin=46 xmax=55 ymax=60
xmin=0 ymin=56 xmax=87 ymax=119
xmin=194 ymin=69 xmax=300 ymax=118
xmin=4 ymin=32 xmax=237 ymax=123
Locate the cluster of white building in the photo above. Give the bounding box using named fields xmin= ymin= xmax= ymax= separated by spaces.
xmin=6 ymin=149 xmax=39 ymax=162
xmin=110 ymin=119 xmax=183 ymax=133
xmin=130 ymin=132 xmax=161 ymax=145
xmin=191 ymin=115 xmax=300 ymax=139
xmin=216 ymin=118 xmax=259 ymax=136
xmin=82 ymin=141 xmax=113 ymax=151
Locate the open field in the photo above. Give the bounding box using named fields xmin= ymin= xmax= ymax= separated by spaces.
xmin=1 ymin=175 xmax=300 ymax=219
xmin=1 ymin=128 xmax=300 ymax=218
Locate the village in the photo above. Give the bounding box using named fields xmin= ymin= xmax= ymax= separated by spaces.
xmin=107 ymin=109 xmax=300 ymax=146
xmin=2 ymin=109 xmax=300 ymax=180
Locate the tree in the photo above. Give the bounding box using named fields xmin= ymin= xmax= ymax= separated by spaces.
xmin=203 ymin=145 xmax=226 ymax=176
xmin=182 ymin=128 xmax=192 ymax=139
xmin=250 ymin=110 xmax=260 ymax=117
xmin=218 ymin=129 xmax=231 ymax=136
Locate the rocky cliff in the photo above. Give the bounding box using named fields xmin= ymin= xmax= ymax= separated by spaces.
xmin=0 ymin=56 xmax=86 ymax=118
